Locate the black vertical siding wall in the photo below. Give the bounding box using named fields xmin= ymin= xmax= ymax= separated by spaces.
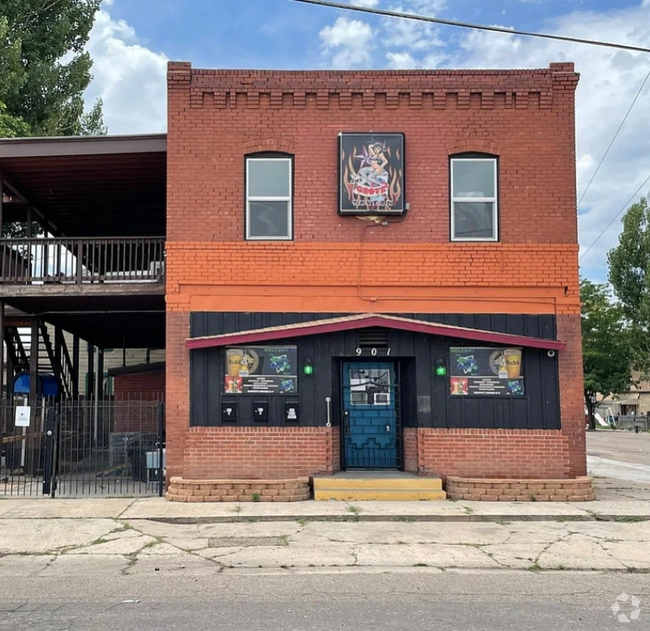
xmin=190 ymin=313 xmax=560 ymax=430
xmin=191 ymin=313 xmax=557 ymax=340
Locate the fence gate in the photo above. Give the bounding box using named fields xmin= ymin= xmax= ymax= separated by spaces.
xmin=1 ymin=399 xmax=165 ymax=497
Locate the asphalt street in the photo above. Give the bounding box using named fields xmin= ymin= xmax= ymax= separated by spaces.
xmin=0 ymin=430 xmax=647 ymax=630
xmin=0 ymin=571 xmax=648 ymax=631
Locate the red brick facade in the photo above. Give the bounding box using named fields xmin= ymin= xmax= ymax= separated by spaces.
xmin=111 ymin=368 xmax=165 ymax=433
xmin=181 ymin=427 xmax=340 ymax=479
xmin=165 ymin=61 xmax=585 ymax=485
xmin=113 ymin=370 xmax=165 ymax=401
xmin=404 ymin=428 xmax=571 ymax=480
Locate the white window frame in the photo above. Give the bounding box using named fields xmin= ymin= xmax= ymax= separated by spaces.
xmin=245 ymin=156 xmax=293 ymax=241
xmin=450 ymin=157 xmax=498 ymax=242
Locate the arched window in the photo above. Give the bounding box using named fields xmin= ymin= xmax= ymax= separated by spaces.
xmin=245 ymin=152 xmax=293 ymax=240
xmin=450 ymin=153 xmax=498 ymax=241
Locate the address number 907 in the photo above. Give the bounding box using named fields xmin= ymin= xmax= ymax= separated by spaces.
xmin=355 ymin=347 xmax=391 ymax=357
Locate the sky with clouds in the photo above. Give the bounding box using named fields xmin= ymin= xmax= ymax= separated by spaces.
xmin=85 ymin=0 xmax=650 ymax=281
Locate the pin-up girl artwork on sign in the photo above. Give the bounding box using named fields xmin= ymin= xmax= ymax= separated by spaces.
xmin=339 ymin=133 xmax=405 ymax=216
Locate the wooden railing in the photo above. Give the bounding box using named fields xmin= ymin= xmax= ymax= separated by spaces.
xmin=0 ymin=238 xmax=165 ymax=284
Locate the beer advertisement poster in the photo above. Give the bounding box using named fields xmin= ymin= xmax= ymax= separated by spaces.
xmin=224 ymin=346 xmax=298 ymax=395
xmin=449 ymin=347 xmax=524 ymax=396
xmin=339 ymin=132 xmax=405 ymax=216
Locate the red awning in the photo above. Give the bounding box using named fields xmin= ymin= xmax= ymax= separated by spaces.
xmin=186 ymin=313 xmax=566 ymax=351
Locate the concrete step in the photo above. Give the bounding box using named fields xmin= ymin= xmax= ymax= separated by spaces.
xmin=314 ymin=476 xmax=443 ymax=491
xmin=314 ymin=488 xmax=447 ymax=501
xmin=313 ymin=474 xmax=446 ymax=501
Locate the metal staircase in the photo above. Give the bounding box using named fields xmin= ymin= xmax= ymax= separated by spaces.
xmin=3 ymin=324 xmax=74 ymax=398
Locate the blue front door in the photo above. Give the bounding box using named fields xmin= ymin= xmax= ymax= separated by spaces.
xmin=342 ymin=362 xmax=399 ymax=469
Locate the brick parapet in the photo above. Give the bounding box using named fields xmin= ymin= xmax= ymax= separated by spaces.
xmin=169 ymin=63 xmax=578 ymax=112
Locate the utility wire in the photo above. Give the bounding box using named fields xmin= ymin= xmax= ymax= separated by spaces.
xmin=290 ymin=0 xmax=650 ymax=261
xmin=577 ymin=68 xmax=650 ymax=210
xmin=288 ymin=0 xmax=650 ymax=54
xmin=580 ymin=172 xmax=650 ymax=262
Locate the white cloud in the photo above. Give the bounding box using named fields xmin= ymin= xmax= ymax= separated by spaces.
xmin=320 ymin=17 xmax=375 ymax=68
xmin=386 ymin=51 xmax=417 ymax=68
xmin=83 ymin=5 xmax=168 ymax=134
xmin=449 ymin=5 xmax=650 ymax=279
xmin=380 ymin=5 xmax=445 ymax=52
xmin=319 ymin=1 xmax=447 ymax=68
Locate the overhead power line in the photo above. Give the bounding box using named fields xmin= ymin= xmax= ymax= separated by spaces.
xmin=580 ymin=172 xmax=650 ymax=262
xmin=288 ymin=0 xmax=650 ymax=54
xmin=289 ymin=0 xmax=650 ymax=262
xmin=578 ymin=68 xmax=650 ymax=211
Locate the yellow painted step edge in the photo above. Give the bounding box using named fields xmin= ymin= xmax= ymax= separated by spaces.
xmin=313 ymin=478 xmax=443 ymax=490
xmin=314 ymin=489 xmax=447 ymax=501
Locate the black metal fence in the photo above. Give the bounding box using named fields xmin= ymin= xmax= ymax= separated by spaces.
xmin=0 ymin=398 xmax=164 ymax=497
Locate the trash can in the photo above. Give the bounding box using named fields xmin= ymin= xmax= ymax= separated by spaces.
xmin=127 ymin=441 xmax=147 ymax=482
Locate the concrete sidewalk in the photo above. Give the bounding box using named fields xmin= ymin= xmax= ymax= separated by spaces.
xmin=0 ymin=474 xmax=649 ymax=575
xmin=1 ymin=508 xmax=650 ymax=576
xmin=0 ymin=481 xmax=649 ymax=523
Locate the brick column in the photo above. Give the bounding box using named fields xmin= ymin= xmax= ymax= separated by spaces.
xmin=557 ymin=313 xmax=586 ymax=477
xmin=165 ymin=310 xmax=190 ymax=482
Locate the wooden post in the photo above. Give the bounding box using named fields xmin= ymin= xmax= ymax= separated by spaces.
xmin=97 ymin=348 xmax=104 ymax=402
xmin=0 ymin=301 xmax=4 ymax=400
xmin=6 ymin=346 xmax=13 ymax=396
xmin=29 ymin=317 xmax=39 ymax=405
xmin=76 ymin=241 xmax=83 ymax=284
xmin=86 ymin=344 xmax=95 ymax=399
xmin=87 ymin=343 xmax=94 ymax=398
xmin=54 ymin=326 xmax=63 ymax=397
xmin=0 ymin=167 xmax=4 ymax=234
xmin=27 ymin=206 xmax=33 ymax=280
xmin=72 ymin=336 xmax=80 ymax=399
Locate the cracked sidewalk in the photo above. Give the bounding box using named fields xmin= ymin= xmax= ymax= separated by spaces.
xmin=1 ymin=515 xmax=650 ymax=576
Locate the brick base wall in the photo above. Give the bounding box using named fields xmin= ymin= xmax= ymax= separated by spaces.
xmin=181 ymin=426 xmax=338 ymax=479
xmin=331 ymin=425 xmax=341 ymax=474
xmin=446 ymin=476 xmax=595 ymax=501
xmin=166 ymin=476 xmax=310 ymax=502
xmin=404 ymin=427 xmax=418 ymax=474
xmin=403 ymin=428 xmax=571 ymax=479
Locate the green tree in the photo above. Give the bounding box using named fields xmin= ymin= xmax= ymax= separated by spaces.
xmin=580 ymin=279 xmax=632 ymax=431
xmin=0 ymin=101 xmax=30 ymax=138
xmin=0 ymin=0 xmax=105 ymax=137
xmin=607 ymin=197 xmax=650 ymax=375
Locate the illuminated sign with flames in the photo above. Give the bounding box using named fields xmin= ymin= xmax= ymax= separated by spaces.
xmin=338 ymin=133 xmax=405 ymax=216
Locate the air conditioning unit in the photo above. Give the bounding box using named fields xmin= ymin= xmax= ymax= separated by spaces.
xmin=350 ymin=392 xmax=367 ymax=405
xmin=374 ymin=392 xmax=390 ymax=405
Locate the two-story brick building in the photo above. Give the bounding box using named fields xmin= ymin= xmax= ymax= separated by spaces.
xmin=165 ymin=61 xmax=593 ymax=502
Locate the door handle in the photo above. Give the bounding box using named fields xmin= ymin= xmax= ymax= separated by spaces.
xmin=325 ymin=397 xmax=331 ymax=428
xmin=344 ymin=410 xmax=350 ymax=437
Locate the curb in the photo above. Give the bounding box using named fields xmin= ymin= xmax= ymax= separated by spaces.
xmin=140 ymin=513 xmax=650 ymax=525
